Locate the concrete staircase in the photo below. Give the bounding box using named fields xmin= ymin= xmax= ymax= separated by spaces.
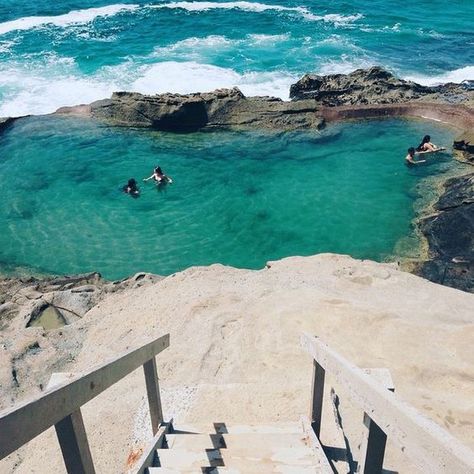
xmin=147 ymin=422 xmax=333 ymax=473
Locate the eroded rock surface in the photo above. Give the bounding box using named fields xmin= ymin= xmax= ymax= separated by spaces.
xmin=413 ymin=173 xmax=474 ymax=292
xmin=89 ymin=87 xmax=324 ymax=131
xmin=0 ymin=271 xmax=162 ymax=408
xmin=290 ymin=66 xmax=474 ymax=106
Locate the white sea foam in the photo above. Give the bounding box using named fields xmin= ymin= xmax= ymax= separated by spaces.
xmin=131 ymin=61 xmax=296 ymax=99
xmin=151 ymin=1 xmax=304 ymax=13
xmin=404 ymin=66 xmax=474 ymax=86
xmin=152 ymin=33 xmax=290 ymax=57
xmin=301 ymin=12 xmax=363 ymax=25
xmin=246 ymin=33 xmax=290 ymax=43
xmin=0 ymin=54 xmax=123 ymax=116
xmin=318 ymin=56 xmax=376 ymax=76
xmin=152 ymin=35 xmax=233 ymax=55
xmin=0 ymin=4 xmax=139 ymax=36
xmin=0 ymin=57 xmax=296 ymax=116
xmin=151 ymin=1 xmax=362 ymax=25
xmin=0 ymin=39 xmax=17 ymax=53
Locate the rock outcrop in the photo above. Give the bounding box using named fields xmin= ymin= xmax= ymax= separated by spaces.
xmin=0 ymin=117 xmax=16 ymax=133
xmin=0 ymin=270 xmax=163 ymax=409
xmin=289 ymin=66 xmax=474 ymax=106
xmin=89 ymin=88 xmax=324 ymax=131
xmin=454 ymin=130 xmax=474 ymax=157
xmin=1 ymin=254 xmax=473 ymax=473
xmin=413 ymin=173 xmax=474 ymax=292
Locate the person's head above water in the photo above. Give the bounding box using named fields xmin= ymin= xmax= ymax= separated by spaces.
xmin=422 ymin=135 xmax=431 ymax=144
xmin=407 ymin=147 xmax=415 ymax=156
xmin=154 ymin=166 xmax=163 ymax=175
xmin=128 ymin=178 xmax=137 ymax=188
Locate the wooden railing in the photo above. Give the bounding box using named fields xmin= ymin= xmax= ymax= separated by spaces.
xmin=301 ymin=333 xmax=474 ymax=474
xmin=0 ymin=333 xmax=170 ymax=474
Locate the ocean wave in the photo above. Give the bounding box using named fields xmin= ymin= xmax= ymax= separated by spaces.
xmin=131 ymin=61 xmax=296 ymax=98
xmin=317 ymin=56 xmax=376 ymax=76
xmin=404 ymin=66 xmax=474 ymax=86
xmin=0 ymin=57 xmax=296 ymax=116
xmin=246 ymin=33 xmax=290 ymax=43
xmin=0 ymin=2 xmax=362 ymax=38
xmin=151 ymin=1 xmax=305 ymax=13
xmin=0 ymin=4 xmax=139 ymax=36
xmin=152 ymin=33 xmax=290 ymax=57
xmin=151 ymin=1 xmax=363 ymax=25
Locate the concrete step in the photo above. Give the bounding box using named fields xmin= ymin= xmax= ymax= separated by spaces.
xmin=173 ymin=422 xmax=302 ymax=435
xmin=147 ymin=468 xmax=243 ymax=474
xmin=166 ymin=432 xmax=309 ymax=451
xmin=154 ymin=445 xmax=322 ymax=472
xmin=149 ymin=467 xmax=316 ymax=473
xmin=155 ymin=448 xmax=224 ymax=470
xmin=166 ymin=433 xmax=225 ymax=450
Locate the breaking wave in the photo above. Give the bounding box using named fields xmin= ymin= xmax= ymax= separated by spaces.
xmin=0 ymin=4 xmax=139 ymax=36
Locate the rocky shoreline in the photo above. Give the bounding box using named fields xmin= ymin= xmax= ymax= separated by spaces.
xmin=0 ymin=67 xmax=473 ymax=291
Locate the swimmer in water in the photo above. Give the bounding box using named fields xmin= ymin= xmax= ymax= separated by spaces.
xmin=405 ymin=147 xmax=426 ymax=166
xmin=123 ymin=178 xmax=140 ymax=197
xmin=143 ymin=166 xmax=173 ymax=184
xmin=416 ymin=135 xmax=439 ymax=152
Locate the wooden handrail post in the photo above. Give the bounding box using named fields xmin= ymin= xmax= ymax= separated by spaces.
xmin=310 ymin=359 xmax=325 ymax=437
xmin=358 ymin=415 xmax=387 ymax=474
xmin=143 ymin=357 xmax=164 ymax=434
xmin=358 ymin=369 xmax=394 ymax=474
xmin=55 ymin=409 xmax=95 ymax=474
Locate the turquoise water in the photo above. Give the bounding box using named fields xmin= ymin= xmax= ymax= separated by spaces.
xmin=0 ymin=116 xmax=457 ymax=279
xmin=0 ymin=1 xmax=473 ymax=116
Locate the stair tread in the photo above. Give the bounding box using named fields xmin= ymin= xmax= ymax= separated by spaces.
xmin=166 ymin=432 xmax=310 ymax=450
xmin=148 ymin=467 xmax=320 ymax=473
xmin=155 ymin=446 xmax=320 ymax=469
xmin=174 ymin=422 xmax=302 ymax=435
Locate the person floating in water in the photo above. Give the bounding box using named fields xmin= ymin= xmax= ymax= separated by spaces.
xmin=123 ymin=178 xmax=140 ymax=197
xmin=416 ymin=135 xmax=444 ymax=153
xmin=143 ymin=166 xmax=173 ymax=184
xmin=405 ymin=147 xmax=426 ymax=166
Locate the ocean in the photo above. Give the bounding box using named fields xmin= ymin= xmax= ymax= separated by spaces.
xmin=0 ymin=0 xmax=473 ymax=117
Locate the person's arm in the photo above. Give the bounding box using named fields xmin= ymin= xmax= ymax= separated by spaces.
xmin=143 ymin=174 xmax=154 ymax=182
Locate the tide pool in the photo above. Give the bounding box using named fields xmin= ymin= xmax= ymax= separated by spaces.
xmin=0 ymin=116 xmax=459 ymax=279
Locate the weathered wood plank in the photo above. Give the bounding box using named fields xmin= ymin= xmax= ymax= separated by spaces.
xmin=300 ymin=333 xmax=474 ymax=474
xmin=359 ymin=418 xmax=387 ymax=474
xmin=310 ymin=359 xmax=325 ymax=437
xmin=55 ymin=409 xmax=96 ymax=474
xmin=0 ymin=333 xmax=170 ymax=459
xmin=133 ymin=421 xmax=172 ymax=474
xmin=357 ymin=368 xmax=394 ymax=474
xmin=143 ymin=357 xmax=164 ymax=434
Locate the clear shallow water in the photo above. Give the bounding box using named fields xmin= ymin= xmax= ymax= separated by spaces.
xmin=0 ymin=116 xmax=457 ymax=279
xmin=0 ymin=1 xmax=473 ymax=116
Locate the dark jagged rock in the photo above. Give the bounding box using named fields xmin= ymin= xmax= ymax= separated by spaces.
xmin=90 ymin=87 xmax=324 ymax=131
xmin=0 ymin=117 xmax=16 ymax=132
xmin=453 ymin=131 xmax=474 ymax=160
xmin=413 ymin=173 xmax=474 ymax=292
xmin=289 ymin=66 xmax=473 ymax=105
